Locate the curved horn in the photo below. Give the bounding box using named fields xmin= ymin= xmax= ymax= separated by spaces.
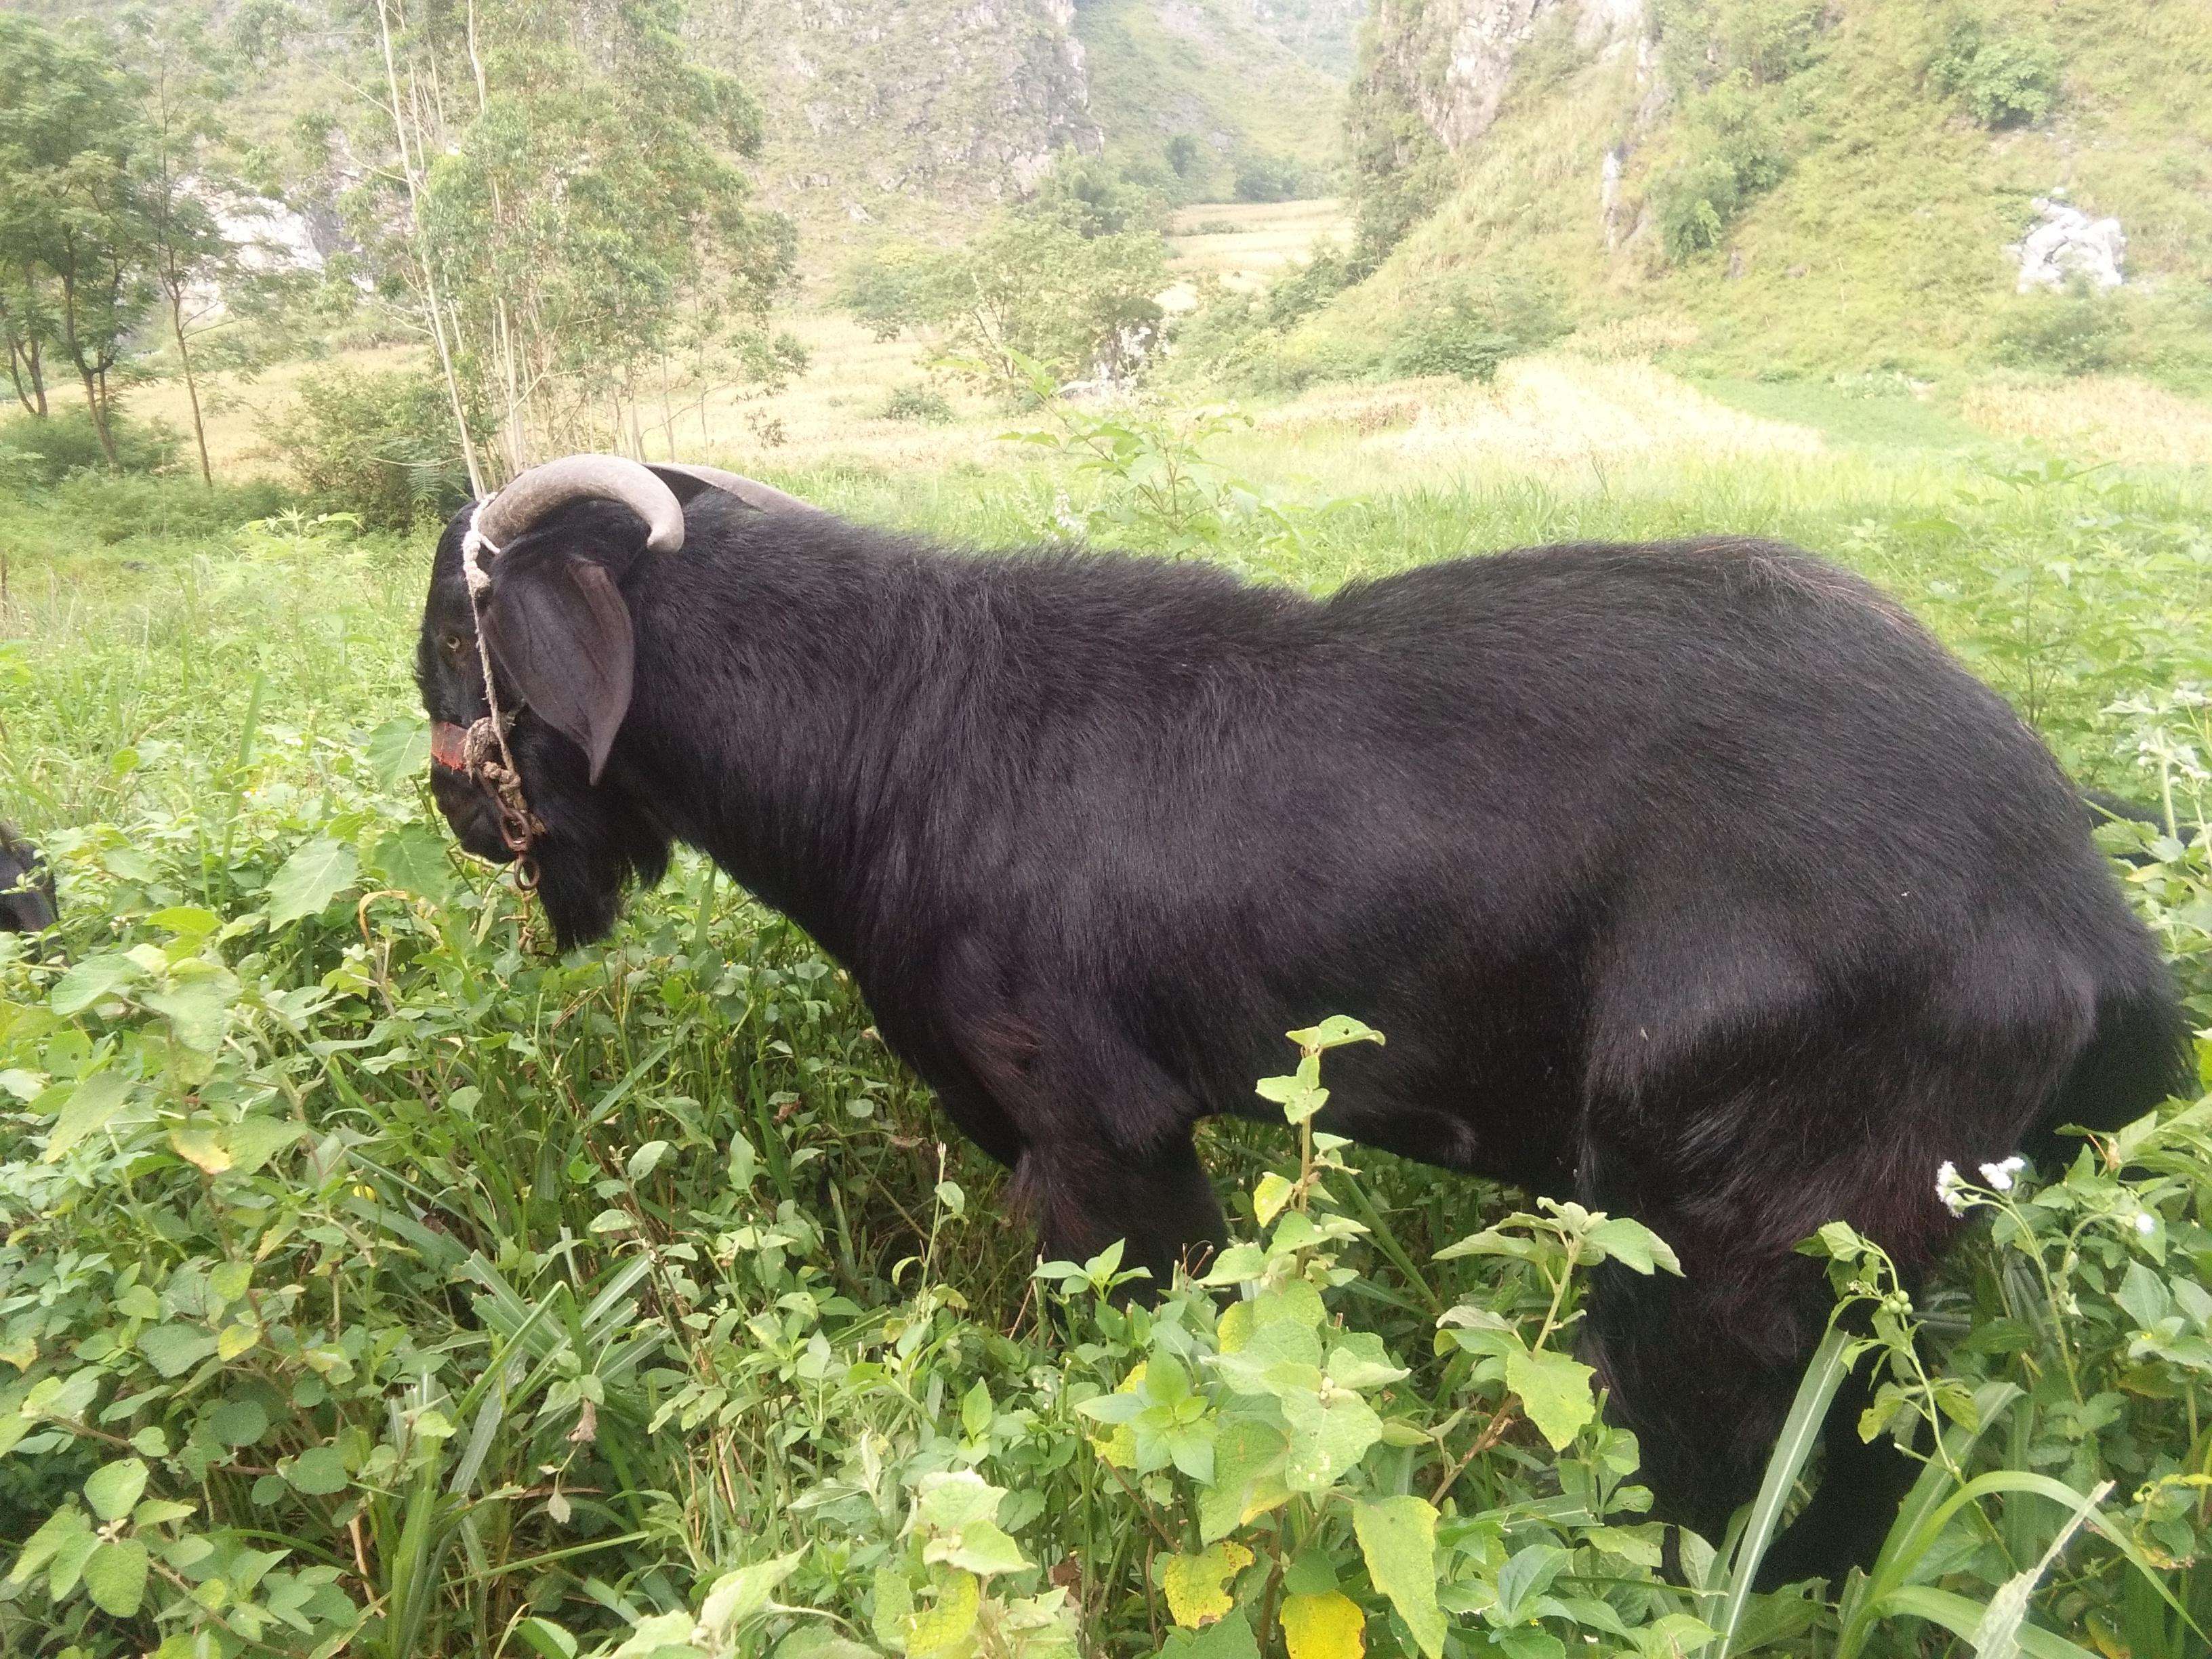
xmin=475 ymin=453 xmax=687 ymax=554
xmin=647 ymin=462 xmax=817 ymax=515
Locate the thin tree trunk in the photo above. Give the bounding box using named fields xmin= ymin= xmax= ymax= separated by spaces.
xmin=376 ymin=0 xmax=485 ymax=495
xmin=169 ymin=291 xmax=213 ymax=486
xmin=56 ymin=262 xmax=120 ymax=468
xmin=4 ymin=339 xmax=35 ymax=417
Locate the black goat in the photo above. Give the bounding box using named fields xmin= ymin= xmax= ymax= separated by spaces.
xmin=415 ymin=457 xmax=2186 ymax=1585
xmin=0 ymin=823 xmax=56 ymax=935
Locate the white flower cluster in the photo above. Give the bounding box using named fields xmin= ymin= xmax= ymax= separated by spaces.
xmin=1936 ymin=1161 xmax=1967 ymax=1216
xmin=1935 ymin=1155 xmax=2028 ymax=1216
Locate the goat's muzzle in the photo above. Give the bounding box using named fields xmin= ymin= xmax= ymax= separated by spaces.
xmin=429 ymin=718 xmax=542 ymax=882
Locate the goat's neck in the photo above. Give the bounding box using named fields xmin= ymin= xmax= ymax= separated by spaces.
xmin=621 ymin=544 xmax=981 ymax=960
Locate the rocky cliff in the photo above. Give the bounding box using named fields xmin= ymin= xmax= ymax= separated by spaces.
xmin=1356 ymin=0 xmax=1647 ymax=156
xmin=707 ymin=0 xmax=1103 ymax=222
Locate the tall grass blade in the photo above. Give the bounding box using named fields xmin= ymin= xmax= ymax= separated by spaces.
xmin=1708 ymin=1324 xmax=1852 ymax=1655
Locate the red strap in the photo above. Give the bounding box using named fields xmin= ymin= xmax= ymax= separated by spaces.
xmin=430 ymin=722 xmax=472 ymax=771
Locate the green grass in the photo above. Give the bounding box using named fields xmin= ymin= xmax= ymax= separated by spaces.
xmin=1 ymin=419 xmax=2209 ymax=1658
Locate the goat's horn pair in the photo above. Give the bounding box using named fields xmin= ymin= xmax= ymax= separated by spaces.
xmin=473 ymin=455 xmax=815 ymax=555
xmin=474 ymin=454 xmax=687 ymax=553
xmin=647 ymin=463 xmax=817 ymax=516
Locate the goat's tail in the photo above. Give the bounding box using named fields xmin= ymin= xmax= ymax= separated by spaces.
xmin=2029 ymin=975 xmax=2195 ymax=1162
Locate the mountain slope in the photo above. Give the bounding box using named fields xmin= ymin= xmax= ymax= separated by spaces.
xmin=1076 ymin=0 xmax=1349 ymax=197
xmin=1316 ymin=0 xmax=2212 ymax=385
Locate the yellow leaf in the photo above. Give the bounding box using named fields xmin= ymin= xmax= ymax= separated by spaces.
xmin=1253 ymin=1172 xmax=1296 ymax=1227
xmin=216 ymin=1322 xmax=260 ymax=1361
xmin=905 ymin=1567 xmax=981 ymax=1659
xmin=169 ymin=1128 xmax=232 ymax=1174
xmin=1281 ymin=1591 xmax=1364 ymax=1659
xmin=1218 ymin=1300 xmax=1253 ymax=1355
xmin=1090 ymin=1361 xmax=1147 ymax=1469
xmin=1161 ymin=1541 xmax=1254 ymax=1628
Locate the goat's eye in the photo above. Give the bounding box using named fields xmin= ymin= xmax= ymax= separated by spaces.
xmin=441 ymin=632 xmax=466 ymax=657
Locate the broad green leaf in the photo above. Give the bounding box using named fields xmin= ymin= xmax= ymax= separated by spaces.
xmin=266 ymin=837 xmax=360 ymax=928
xmin=50 ymin=953 xmax=143 ymax=1018
xmin=144 ymin=962 xmax=240 ymax=1053
xmin=1583 ymin=1216 xmax=1683 ymax=1276
xmin=224 ymin=1116 xmax=302 ymax=1176
xmin=285 ymin=1444 xmax=349 ymax=1496
xmin=1254 ymin=1172 xmax=1296 ymax=1227
xmin=83 ymin=1457 xmax=148 ymax=1521
xmin=209 ymin=1398 xmax=269 ymax=1448
xmin=1281 ymin=1385 xmax=1385 ymax=1490
xmin=872 ymin=1563 xmax=914 ymax=1650
xmin=1281 ymin=1591 xmax=1364 ymax=1659
xmin=1326 ymin=1332 xmax=1409 ymax=1392
xmin=1507 ymin=1345 xmax=1597 ymax=1450
xmin=916 ymin=1469 xmax=1006 ymax=1532
xmin=372 ymin=821 xmax=457 ymax=899
xmin=139 ymin=1324 xmax=218 ymax=1378
xmin=8 ymin=1504 xmax=91 ymax=1584
xmin=923 ymin=1517 xmax=1029 ymax=1577
xmin=1492 ymin=1543 xmax=1569 ymax=1624
xmin=1160 ymin=1541 xmax=1254 ymax=1628
xmin=961 ymin=1378 xmax=993 ymax=1440
xmin=1354 ymin=1496 xmax=1443 ymax=1659
xmin=697 ymin=1551 xmax=802 ymax=1636
xmin=1198 ymin=1417 xmax=1292 ymax=1541
xmin=43 ymin=1072 xmax=134 ymax=1162
xmin=1286 ymin=1017 xmax=1385 ymax=1052
xmin=1160 ymin=1611 xmax=1263 ymax=1659
xmin=367 ymin=717 xmax=432 ymax=787
xmin=83 ymin=1539 xmax=148 ymax=1617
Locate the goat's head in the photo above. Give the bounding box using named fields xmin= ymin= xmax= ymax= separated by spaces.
xmin=0 ymin=824 xmax=57 ymax=935
xmin=417 ymin=455 xmax=808 ymax=949
xmin=417 ymin=454 xmax=678 ymax=948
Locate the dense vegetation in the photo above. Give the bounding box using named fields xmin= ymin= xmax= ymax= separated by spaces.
xmin=3 ymin=423 xmax=2209 ymax=1657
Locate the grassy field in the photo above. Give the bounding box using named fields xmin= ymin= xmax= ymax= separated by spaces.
xmin=6 ymin=200 xmax=2212 ymax=1659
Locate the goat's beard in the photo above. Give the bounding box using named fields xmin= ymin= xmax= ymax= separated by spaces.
xmin=508 ymin=727 xmax=673 ymax=951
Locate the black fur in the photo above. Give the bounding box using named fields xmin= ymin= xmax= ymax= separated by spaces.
xmin=417 ymin=495 xmax=2187 ymax=1582
xmin=0 ymin=824 xmax=56 ymax=935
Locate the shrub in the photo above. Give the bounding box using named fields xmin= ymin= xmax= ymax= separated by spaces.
xmin=0 ymin=409 xmax=180 ymax=485
xmin=1389 ymin=277 xmax=1569 ymax=383
xmin=262 ymin=367 xmax=479 ymax=530
xmin=46 ymin=472 xmax=294 ymax=544
xmin=1930 ymin=12 xmax=2062 ymax=127
xmin=1993 ymin=289 xmax=2122 ymax=377
xmin=1231 ymin=152 xmax=1304 ymax=205
xmin=1654 ymin=83 xmax=1791 ymax=261
xmin=879 ymin=384 xmax=955 ymax=425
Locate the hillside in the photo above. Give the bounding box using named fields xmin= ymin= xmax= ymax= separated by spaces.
xmin=1074 ymin=0 xmax=1349 ymax=199
xmin=1313 ymin=0 xmax=2212 ymax=385
xmin=703 ymin=0 xmax=1355 ymax=250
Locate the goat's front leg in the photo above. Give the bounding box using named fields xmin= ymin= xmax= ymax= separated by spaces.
xmin=1013 ymin=1129 xmax=1225 ymax=1296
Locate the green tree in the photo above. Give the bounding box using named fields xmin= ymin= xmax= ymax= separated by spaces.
xmin=841 ymin=211 xmax=1168 ymax=392
xmin=124 ymin=5 xmax=244 ymax=485
xmin=350 ymin=0 xmax=792 ymax=480
xmin=0 ymin=14 xmax=158 ymax=467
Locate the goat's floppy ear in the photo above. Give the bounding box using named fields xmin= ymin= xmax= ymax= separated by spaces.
xmin=480 ymin=550 xmax=634 ymax=784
